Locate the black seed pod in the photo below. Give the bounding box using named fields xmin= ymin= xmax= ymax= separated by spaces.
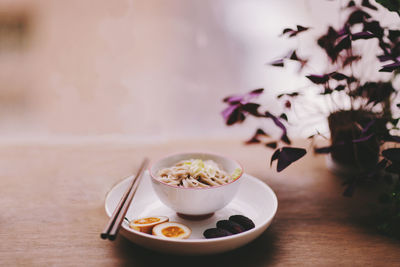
xmin=203 ymin=228 xmax=232 ymax=239
xmin=216 ymin=220 xmax=244 ymax=234
xmin=229 ymin=215 xmax=255 ymax=231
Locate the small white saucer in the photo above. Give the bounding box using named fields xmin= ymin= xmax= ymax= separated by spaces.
xmin=104 ymin=172 xmax=278 ymax=255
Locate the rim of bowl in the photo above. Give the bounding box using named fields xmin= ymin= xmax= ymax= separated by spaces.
xmin=148 ymin=151 xmax=244 ymax=190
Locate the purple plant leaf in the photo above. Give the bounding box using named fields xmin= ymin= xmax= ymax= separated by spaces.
xmin=289 ymin=25 xmax=309 ymax=37
xmin=330 ymin=72 xmax=349 ymax=81
xmin=245 ymin=136 xmax=261 ymax=144
xmin=321 ymin=87 xmax=333 ymax=95
xmin=297 ymin=25 xmax=309 ymax=32
xmin=281 ymin=133 xmax=291 ymax=145
xmin=249 ymin=88 xmax=264 ymax=96
xmin=265 ymin=111 xmax=287 ymax=135
xmin=306 ymin=74 xmax=329 ymax=84
xmin=245 ymin=128 xmax=269 ymax=145
xmin=352 ymin=133 xmax=374 ymax=143
xmin=379 ymin=61 xmax=400 ymax=72
xmin=325 ymin=26 xmax=340 ymax=41
xmin=270 ymin=59 xmax=284 ymax=67
xmin=338 ymin=24 xmax=350 ymax=37
xmin=314 ymin=146 xmax=332 ymax=154
xmin=361 ymin=120 xmax=375 ymax=134
xmin=221 ymin=105 xmax=238 ymax=121
xmin=377 ymin=54 xmax=394 ymax=62
xmin=265 ymin=142 xmax=277 ymax=149
xmin=282 ymin=28 xmax=292 ymax=34
xmin=223 ymin=88 xmax=264 ymax=104
xmin=223 ymin=95 xmax=243 ymax=104
xmin=347 ymin=76 xmax=357 ymax=83
xmin=282 ymin=25 xmax=309 ymax=38
xmin=334 ymin=85 xmax=346 ymax=91
xmin=351 ymin=31 xmax=375 ymax=40
xmin=382 ymin=148 xmax=400 ymax=163
xmin=347 ymin=0 xmax=355 ymax=7
xmin=289 ymin=51 xmax=299 ymax=61
xmin=335 ymin=35 xmax=351 ymax=53
xmin=388 ymin=30 xmax=400 ymax=42
xmin=277 ymin=92 xmax=299 ymax=98
xmin=289 ymin=50 xmax=309 ymax=70
xmin=276 ymin=147 xmax=306 ymax=172
xmin=361 ymin=0 xmax=378 ymax=10
xmin=270 ymin=149 xmax=281 ymax=166
xmin=242 ymin=103 xmax=261 ymax=117
xmin=318 ymin=27 xmax=340 ymax=62
xmin=347 ymin=9 xmax=371 ymax=25
xmin=279 ymin=113 xmax=288 ymax=121
xmin=363 ymin=20 xmax=384 ymax=38
xmin=244 ymin=88 xmax=265 ymax=102
xmin=255 ymin=128 xmax=269 ymax=136
xmin=221 ymin=104 xmax=247 ymax=125
xmin=378 ymin=40 xmax=391 ymax=55
xmin=226 ymin=108 xmax=245 ymax=125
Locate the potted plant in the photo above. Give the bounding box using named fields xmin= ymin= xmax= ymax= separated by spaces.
xmin=221 ymin=0 xmax=400 ymax=238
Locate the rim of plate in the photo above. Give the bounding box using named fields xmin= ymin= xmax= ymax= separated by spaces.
xmin=148 ymin=151 xmax=244 ymax=190
xmin=104 ymin=173 xmax=278 ymax=244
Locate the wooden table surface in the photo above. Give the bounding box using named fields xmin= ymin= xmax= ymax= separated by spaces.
xmin=1 ymin=139 xmax=399 ymax=266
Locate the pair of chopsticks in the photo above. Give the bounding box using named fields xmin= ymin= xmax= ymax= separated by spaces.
xmin=101 ymin=158 xmax=149 ymax=241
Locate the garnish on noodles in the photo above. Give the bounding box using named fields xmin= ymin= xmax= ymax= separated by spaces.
xmin=156 ymin=159 xmax=241 ymax=188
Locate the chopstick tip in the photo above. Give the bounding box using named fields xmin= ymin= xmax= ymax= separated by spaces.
xmin=100 ymin=233 xmax=108 ymax=239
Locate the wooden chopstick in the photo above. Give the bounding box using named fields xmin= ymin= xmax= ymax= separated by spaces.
xmin=101 ymin=158 xmax=149 ymax=240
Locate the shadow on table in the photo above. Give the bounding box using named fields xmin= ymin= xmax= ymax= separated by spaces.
xmin=113 ymin=226 xmax=279 ymax=267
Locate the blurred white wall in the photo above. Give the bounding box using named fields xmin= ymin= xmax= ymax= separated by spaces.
xmin=0 ymin=0 xmax=397 ymax=142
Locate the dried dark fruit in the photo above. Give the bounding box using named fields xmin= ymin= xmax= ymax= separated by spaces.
xmin=216 ymin=220 xmax=244 ymax=234
xmin=203 ymin=228 xmax=232 ymax=239
xmin=229 ymin=215 xmax=255 ymax=231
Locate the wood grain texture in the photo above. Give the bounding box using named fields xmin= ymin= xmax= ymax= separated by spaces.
xmin=0 ymin=139 xmax=399 ymax=266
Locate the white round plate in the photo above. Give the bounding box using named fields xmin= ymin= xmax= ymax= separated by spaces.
xmin=104 ymin=172 xmax=278 ymax=255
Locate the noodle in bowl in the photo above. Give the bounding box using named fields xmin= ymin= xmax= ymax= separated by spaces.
xmin=157 ymin=159 xmax=241 ymax=188
xmin=149 ymin=152 xmax=244 ymax=216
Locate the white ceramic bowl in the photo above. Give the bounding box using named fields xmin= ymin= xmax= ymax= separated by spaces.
xmin=149 ymin=152 xmax=244 ymax=216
